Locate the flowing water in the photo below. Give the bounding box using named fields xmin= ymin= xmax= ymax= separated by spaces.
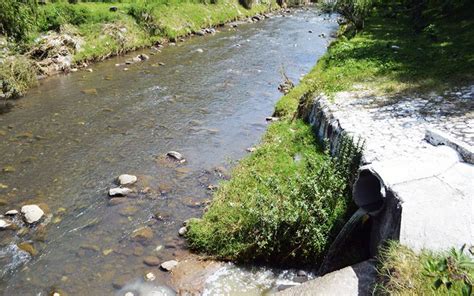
xmin=0 ymin=9 xmax=337 ymax=295
xmin=318 ymin=208 xmax=368 ymax=276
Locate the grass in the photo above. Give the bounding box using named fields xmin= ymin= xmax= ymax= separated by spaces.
xmin=186 ymin=119 xmax=362 ymax=265
xmin=0 ymin=0 xmax=278 ymax=98
xmin=37 ymin=0 xmax=277 ymax=62
xmin=375 ymin=241 xmax=474 ymax=295
xmin=275 ymin=1 xmax=474 ymax=117
xmin=0 ymin=56 xmax=37 ymax=98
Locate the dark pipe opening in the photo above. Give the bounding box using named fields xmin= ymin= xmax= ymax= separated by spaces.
xmin=353 ymin=168 xmax=385 ymax=216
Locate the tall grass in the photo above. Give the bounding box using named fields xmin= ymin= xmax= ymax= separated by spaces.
xmin=186 ymin=120 xmax=363 ymax=265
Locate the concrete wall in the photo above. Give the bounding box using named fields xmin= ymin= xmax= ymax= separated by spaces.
xmin=306 ymin=95 xmax=474 ymax=254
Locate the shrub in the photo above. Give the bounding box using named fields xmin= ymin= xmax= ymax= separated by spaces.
xmin=0 ymin=56 xmax=37 ymax=98
xmin=0 ymin=0 xmax=37 ymax=42
xmin=186 ymin=121 xmax=363 ymax=265
xmin=334 ymin=0 xmax=375 ymax=30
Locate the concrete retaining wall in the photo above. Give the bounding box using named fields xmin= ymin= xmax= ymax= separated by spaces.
xmin=307 ymin=95 xmax=474 ymax=254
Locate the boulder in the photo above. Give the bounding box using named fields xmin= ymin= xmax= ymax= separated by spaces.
xmin=5 ymin=209 xmax=18 ymax=216
xmin=131 ymin=226 xmax=154 ymax=242
xmin=118 ymin=174 xmax=137 ymax=186
xmin=143 ymin=256 xmax=161 ymax=266
xmin=137 ymin=54 xmax=150 ymax=61
xmin=21 ymin=205 xmax=44 ymax=224
xmin=166 ymin=151 xmax=185 ymax=162
xmin=160 ymin=260 xmax=178 ymax=271
xmin=18 ymin=242 xmax=38 ymax=256
xmin=109 ymin=187 xmax=132 ymax=197
xmin=178 ymin=226 xmax=187 ymax=236
xmin=0 ymin=219 xmax=11 ymax=229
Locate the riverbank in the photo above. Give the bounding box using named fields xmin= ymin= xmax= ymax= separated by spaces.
xmin=185 ymin=0 xmax=474 ymax=291
xmin=0 ymin=9 xmax=337 ymax=294
xmin=0 ymin=0 xmax=283 ymax=104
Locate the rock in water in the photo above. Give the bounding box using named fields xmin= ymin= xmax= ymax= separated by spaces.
xmin=21 ymin=205 xmax=44 ymax=224
xmin=166 ymin=151 xmax=185 ymax=163
xmin=118 ymin=174 xmax=137 ymax=186
xmin=5 ymin=209 xmax=18 ymax=216
xmin=143 ymin=256 xmax=161 ymax=266
xmin=0 ymin=219 xmax=11 ymax=229
xmin=265 ymin=116 xmax=279 ymax=122
xmin=18 ymin=242 xmax=38 ymax=256
xmin=145 ymin=272 xmax=156 ymax=281
xmin=160 ymin=260 xmax=178 ymax=271
xmin=178 ymin=226 xmax=187 ymax=236
xmin=246 ymin=147 xmax=256 ymax=153
xmin=109 ymin=187 xmax=132 ymax=197
xmin=81 ymin=88 xmax=98 ymax=95
xmin=137 ymin=54 xmax=149 ymax=61
xmin=131 ymin=227 xmax=153 ymax=242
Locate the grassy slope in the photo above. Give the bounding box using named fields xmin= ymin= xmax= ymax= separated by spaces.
xmin=57 ymin=1 xmax=277 ymax=62
xmin=275 ymin=1 xmax=474 ymax=117
xmin=186 ymin=119 xmax=355 ymax=264
xmin=0 ymin=0 xmax=277 ymax=97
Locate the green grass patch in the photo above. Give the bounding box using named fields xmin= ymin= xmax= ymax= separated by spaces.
xmin=275 ymin=1 xmax=474 ymax=117
xmin=1 ymin=0 xmax=278 ymax=98
xmin=186 ymin=120 xmax=361 ymax=264
xmin=375 ymin=241 xmax=474 ymax=295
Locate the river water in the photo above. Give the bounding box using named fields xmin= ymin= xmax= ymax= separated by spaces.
xmin=0 ymin=9 xmax=337 ymax=295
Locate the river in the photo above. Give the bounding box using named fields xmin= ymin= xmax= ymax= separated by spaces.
xmin=0 ymin=9 xmax=337 ymax=295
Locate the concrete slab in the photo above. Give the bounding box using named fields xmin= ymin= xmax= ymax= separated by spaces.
xmin=394 ymin=176 xmax=473 ymax=252
xmin=277 ymin=260 xmax=377 ymax=296
xmin=368 ymin=146 xmax=460 ymax=187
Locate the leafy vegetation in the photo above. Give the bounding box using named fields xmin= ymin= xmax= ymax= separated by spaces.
xmin=375 ymin=241 xmax=474 ymax=295
xmin=186 ymin=120 xmax=363 ymax=264
xmin=0 ymin=56 xmax=37 ymax=98
xmin=0 ymin=0 xmax=37 ymax=42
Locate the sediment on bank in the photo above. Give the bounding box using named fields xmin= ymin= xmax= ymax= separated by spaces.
xmin=0 ymin=0 xmax=288 ymax=102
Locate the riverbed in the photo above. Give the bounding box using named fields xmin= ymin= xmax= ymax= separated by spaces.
xmin=0 ymin=9 xmax=337 ymax=295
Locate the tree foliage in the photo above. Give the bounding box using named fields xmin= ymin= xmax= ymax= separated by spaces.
xmin=0 ymin=0 xmax=37 ymax=41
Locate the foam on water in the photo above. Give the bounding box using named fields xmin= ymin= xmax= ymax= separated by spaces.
xmin=0 ymin=243 xmax=30 ymax=278
xmin=117 ymin=278 xmax=176 ymax=296
xmin=203 ymin=263 xmax=314 ymax=295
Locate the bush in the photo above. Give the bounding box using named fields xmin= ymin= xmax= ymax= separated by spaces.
xmin=334 ymin=0 xmax=375 ymax=30
xmin=186 ymin=121 xmax=363 ymax=265
xmin=0 ymin=56 xmax=37 ymax=98
xmin=0 ymin=0 xmax=37 ymax=42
